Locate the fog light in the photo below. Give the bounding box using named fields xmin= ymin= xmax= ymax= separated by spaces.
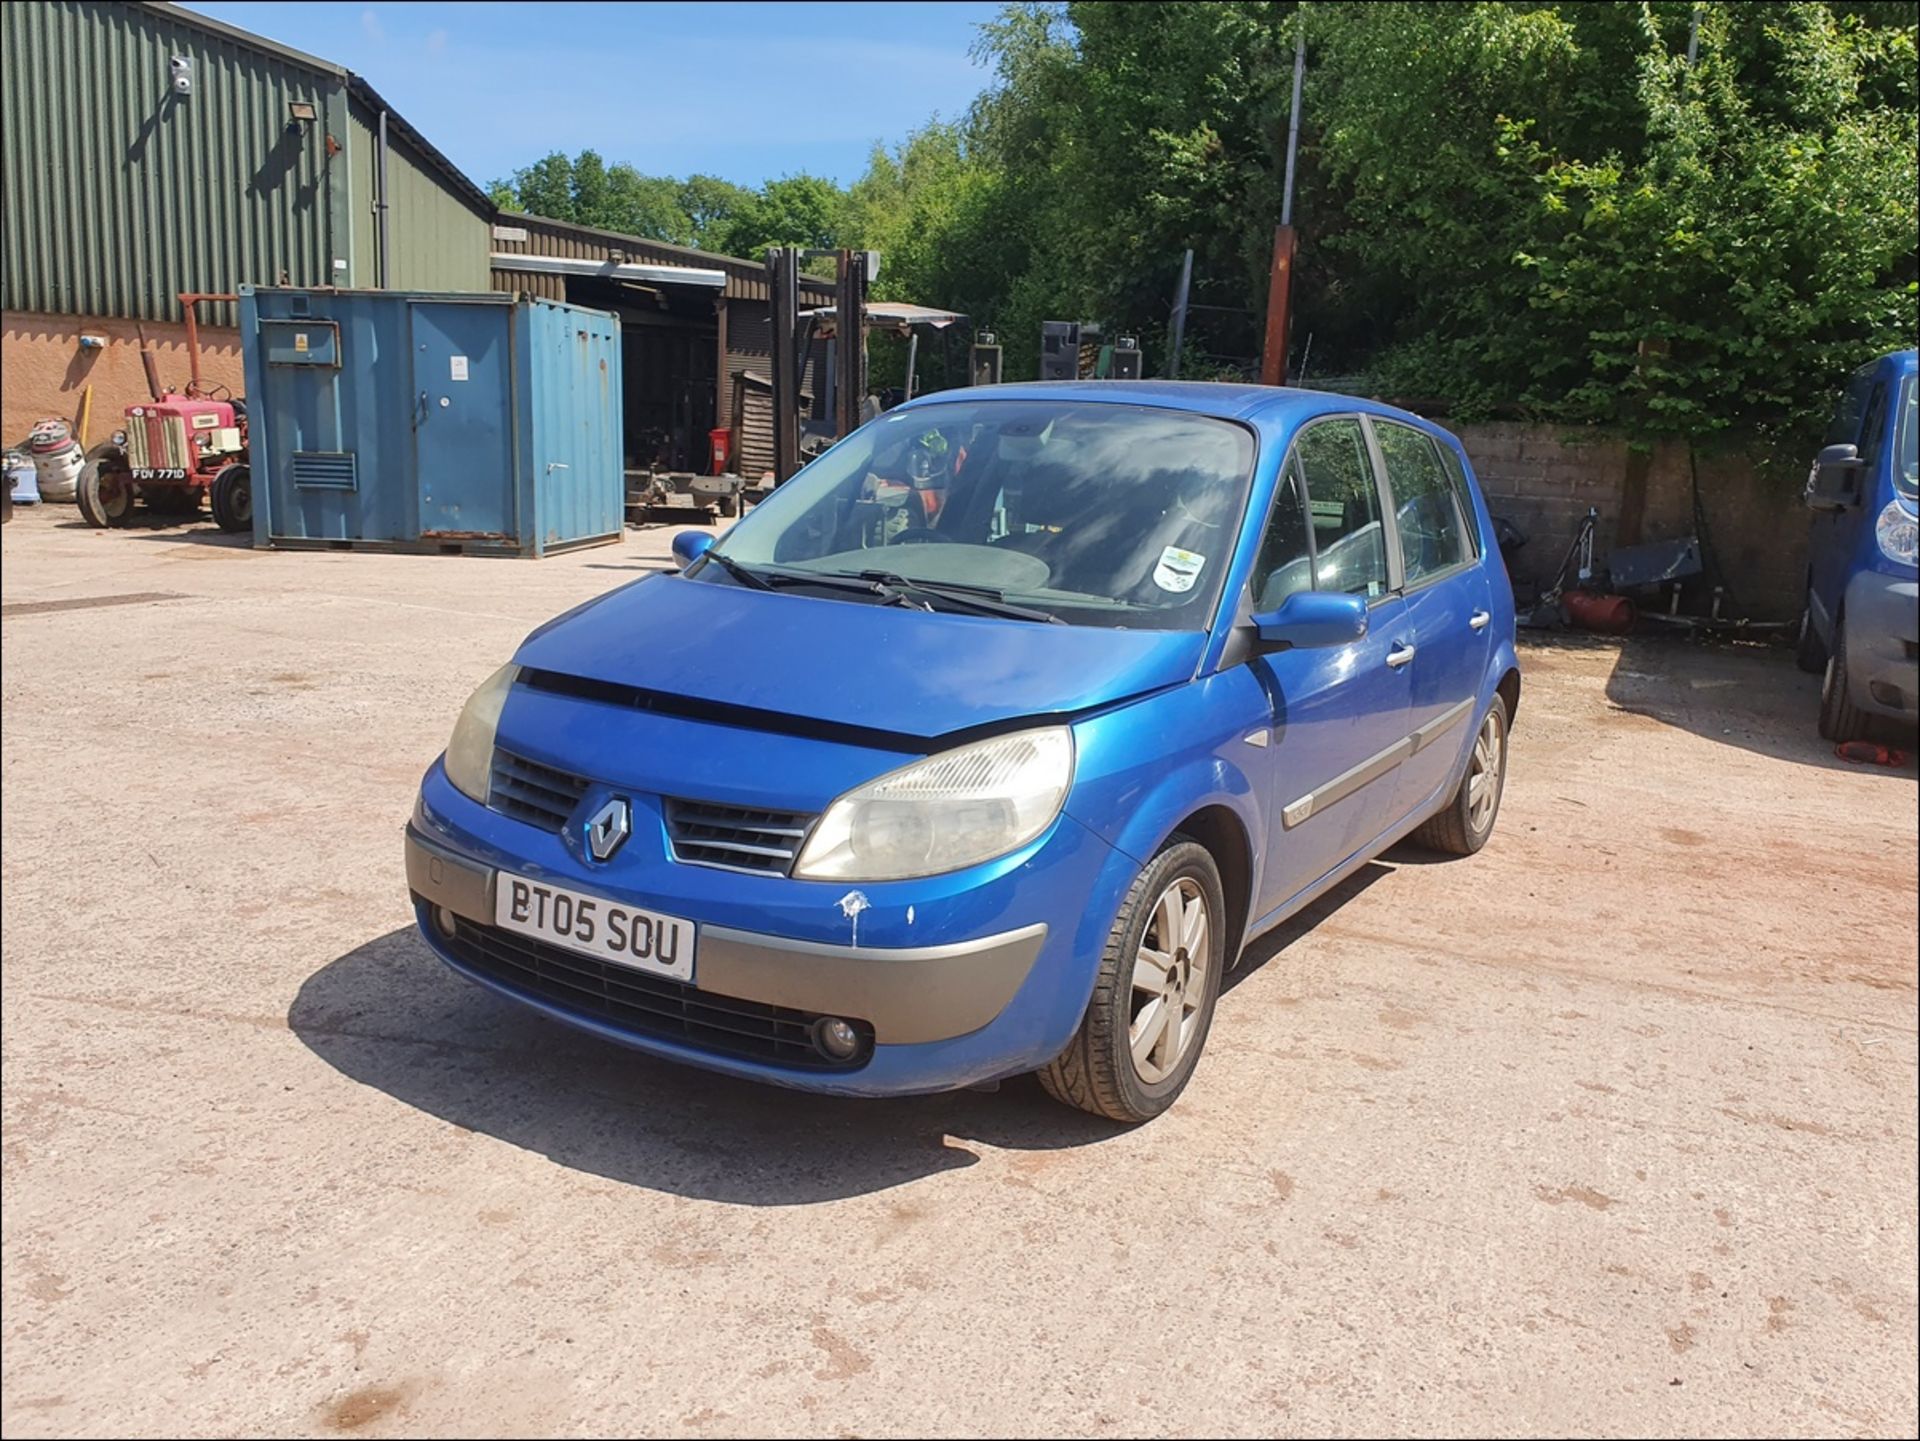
xmin=812 ymin=1017 xmax=861 ymax=1061
xmin=1869 ymin=680 xmax=1904 ymax=709
xmin=433 ymin=905 xmax=458 ymax=938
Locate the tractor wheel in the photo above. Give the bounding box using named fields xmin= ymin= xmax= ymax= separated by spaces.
xmin=77 ymin=448 xmax=136 ymax=528
xmin=210 ymin=464 xmax=252 ymax=534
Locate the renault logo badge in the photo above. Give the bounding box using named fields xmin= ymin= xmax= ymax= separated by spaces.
xmin=585 ymin=797 xmax=630 ymax=862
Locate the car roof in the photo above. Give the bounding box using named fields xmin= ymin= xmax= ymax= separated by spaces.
xmin=893 ymin=379 xmax=1450 ymax=437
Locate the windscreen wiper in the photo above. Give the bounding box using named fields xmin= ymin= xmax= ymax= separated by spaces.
xmin=700 ymin=550 xmax=772 ymax=590
xmin=852 ymin=571 xmax=1066 ymax=625
xmin=747 ymin=567 xmax=933 ymax=610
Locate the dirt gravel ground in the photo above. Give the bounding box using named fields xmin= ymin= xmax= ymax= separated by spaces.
xmin=3 ymin=504 xmax=1915 ymax=1439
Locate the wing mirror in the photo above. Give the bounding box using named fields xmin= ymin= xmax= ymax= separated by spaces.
xmin=1807 ymin=443 xmax=1865 ymax=512
xmin=671 ymin=530 xmax=714 ymax=569
xmin=1251 ymin=591 xmax=1369 ymax=653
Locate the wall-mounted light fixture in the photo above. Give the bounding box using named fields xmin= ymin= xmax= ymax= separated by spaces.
xmin=288 ymin=101 xmax=317 ymax=127
xmin=170 ymin=55 xmax=192 ymax=95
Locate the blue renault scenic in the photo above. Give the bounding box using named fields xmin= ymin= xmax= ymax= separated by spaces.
xmin=406 ymin=382 xmax=1520 ymax=1121
xmin=1798 ymin=349 xmax=1919 ymax=740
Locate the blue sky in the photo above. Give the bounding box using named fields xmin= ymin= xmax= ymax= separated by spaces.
xmin=181 ymin=2 xmax=1003 ymax=190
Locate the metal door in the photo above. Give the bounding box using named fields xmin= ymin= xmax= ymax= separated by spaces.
xmin=1368 ymin=417 xmax=1494 ymax=824
xmin=1252 ymin=595 xmax=1416 ymax=920
xmin=410 ymin=302 xmax=513 ymax=539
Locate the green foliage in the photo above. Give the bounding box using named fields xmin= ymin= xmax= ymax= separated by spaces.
xmin=486 ymin=3 xmax=1916 ymax=445
xmin=712 ymin=174 xmax=849 ymax=259
xmin=490 ymin=149 xmax=694 ymax=244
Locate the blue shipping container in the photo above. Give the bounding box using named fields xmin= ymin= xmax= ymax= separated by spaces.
xmin=240 ymin=286 xmax=624 ymax=556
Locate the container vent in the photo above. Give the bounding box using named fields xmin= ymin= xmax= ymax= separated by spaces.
xmin=291 ymin=451 xmax=357 ymax=491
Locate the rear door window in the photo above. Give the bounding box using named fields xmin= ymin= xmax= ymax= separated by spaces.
xmin=1436 ymin=446 xmax=1482 ymax=559
xmin=1374 ymin=420 xmax=1471 ymax=585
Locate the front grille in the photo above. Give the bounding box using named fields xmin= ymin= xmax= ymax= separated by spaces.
xmin=128 ymin=415 xmax=189 ymax=469
xmin=437 ymin=914 xmax=872 ymax=1070
xmin=665 ymin=798 xmax=814 ymax=875
xmin=488 ymin=749 xmax=589 ymax=831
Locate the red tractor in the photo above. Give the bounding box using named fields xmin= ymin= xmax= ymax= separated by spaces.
xmin=79 ymin=292 xmax=253 ymax=533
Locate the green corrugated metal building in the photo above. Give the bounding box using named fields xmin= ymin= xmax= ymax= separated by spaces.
xmin=0 ymin=0 xmax=492 ymax=321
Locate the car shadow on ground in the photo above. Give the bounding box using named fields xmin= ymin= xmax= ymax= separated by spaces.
xmin=290 ymin=926 xmax=1126 ymax=1206
xmin=293 ymin=868 xmax=1383 ymax=1206
xmin=1597 ymin=630 xmax=1917 ymax=775
xmin=1224 ymin=861 xmax=1395 ymax=991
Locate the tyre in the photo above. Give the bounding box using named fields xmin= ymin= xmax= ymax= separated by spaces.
xmin=1794 ymin=593 xmax=1827 ymax=674
xmin=717 ymin=493 xmax=740 ymax=518
xmin=210 ymin=464 xmax=252 ymax=534
xmin=1037 ymin=838 xmax=1226 ymax=1123
xmin=77 ymin=450 xmax=136 ymax=528
xmin=1410 ymin=693 xmax=1510 ymax=857
xmin=1818 ymin=617 xmax=1870 ymax=742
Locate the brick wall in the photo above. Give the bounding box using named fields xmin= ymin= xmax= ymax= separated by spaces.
xmin=1455 ymin=421 xmax=1808 ymax=621
xmin=2 ymin=311 xmax=246 ymax=454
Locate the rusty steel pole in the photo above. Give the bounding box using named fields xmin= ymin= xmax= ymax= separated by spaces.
xmin=1259 ymin=227 xmax=1297 ymax=387
xmin=1262 ymin=18 xmax=1307 ymax=387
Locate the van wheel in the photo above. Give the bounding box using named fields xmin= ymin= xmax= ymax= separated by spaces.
xmin=1794 ymin=595 xmax=1827 ymax=674
xmin=1411 ymin=694 xmax=1509 ymax=857
xmin=1818 ymin=619 xmax=1870 ymax=742
xmin=1036 ymin=838 xmax=1225 ymax=1123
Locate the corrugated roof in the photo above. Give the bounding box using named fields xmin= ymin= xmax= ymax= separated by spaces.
xmin=494 ymin=210 xmax=837 ymax=301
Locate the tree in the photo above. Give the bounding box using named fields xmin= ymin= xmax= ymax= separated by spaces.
xmin=494 ymin=151 xmax=578 ymax=221
xmin=678 ymin=174 xmax=754 ymax=249
xmin=714 ymin=173 xmax=849 ymax=259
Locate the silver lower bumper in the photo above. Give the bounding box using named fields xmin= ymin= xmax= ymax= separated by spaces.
xmin=404 ymin=827 xmax=1047 ymax=1045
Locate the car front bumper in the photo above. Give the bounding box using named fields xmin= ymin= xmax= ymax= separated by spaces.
xmin=1843 ymin=570 xmax=1920 ymax=721
xmin=405 ymin=761 xmax=1142 ymax=1097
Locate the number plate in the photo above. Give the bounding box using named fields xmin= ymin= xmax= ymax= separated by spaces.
xmin=132 ymin=468 xmax=188 ymax=480
xmin=493 ymin=872 xmax=695 ymax=982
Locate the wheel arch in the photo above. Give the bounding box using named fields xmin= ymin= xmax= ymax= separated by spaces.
xmin=1496 ymin=666 xmax=1521 ymax=726
xmin=1167 ymin=803 xmax=1254 ymax=966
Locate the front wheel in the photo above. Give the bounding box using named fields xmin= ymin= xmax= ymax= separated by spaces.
xmin=1037 ymin=839 xmax=1226 ymax=1123
xmin=1818 ymin=619 xmax=1870 ymax=743
xmin=210 ymin=464 xmax=252 ymax=534
xmin=77 ymin=448 xmax=136 ymax=528
xmin=1410 ymin=693 xmax=1509 ymax=856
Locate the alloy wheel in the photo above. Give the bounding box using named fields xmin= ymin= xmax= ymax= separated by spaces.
xmin=1467 ymin=707 xmax=1504 ymax=832
xmin=1129 ymin=877 xmax=1210 ymax=1084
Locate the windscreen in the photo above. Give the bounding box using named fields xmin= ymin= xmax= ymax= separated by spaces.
xmin=707 ymin=400 xmax=1257 ymax=630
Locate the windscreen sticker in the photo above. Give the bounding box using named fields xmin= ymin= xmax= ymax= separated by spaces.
xmin=1154 ymin=545 xmax=1206 ymax=593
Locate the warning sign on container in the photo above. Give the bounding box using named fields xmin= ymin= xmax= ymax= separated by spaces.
xmin=450 ymin=356 xmax=469 ymax=381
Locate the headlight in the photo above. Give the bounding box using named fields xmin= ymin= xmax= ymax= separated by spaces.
xmin=1876 ymin=501 xmax=1918 ymax=567
xmin=444 ymin=663 xmax=519 ymax=802
xmin=792 ymin=727 xmax=1074 ymax=881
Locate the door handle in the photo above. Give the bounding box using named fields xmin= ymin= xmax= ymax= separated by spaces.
xmin=1469 ymin=610 xmax=1491 ymax=630
xmin=1386 ymin=642 xmax=1416 ymax=668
